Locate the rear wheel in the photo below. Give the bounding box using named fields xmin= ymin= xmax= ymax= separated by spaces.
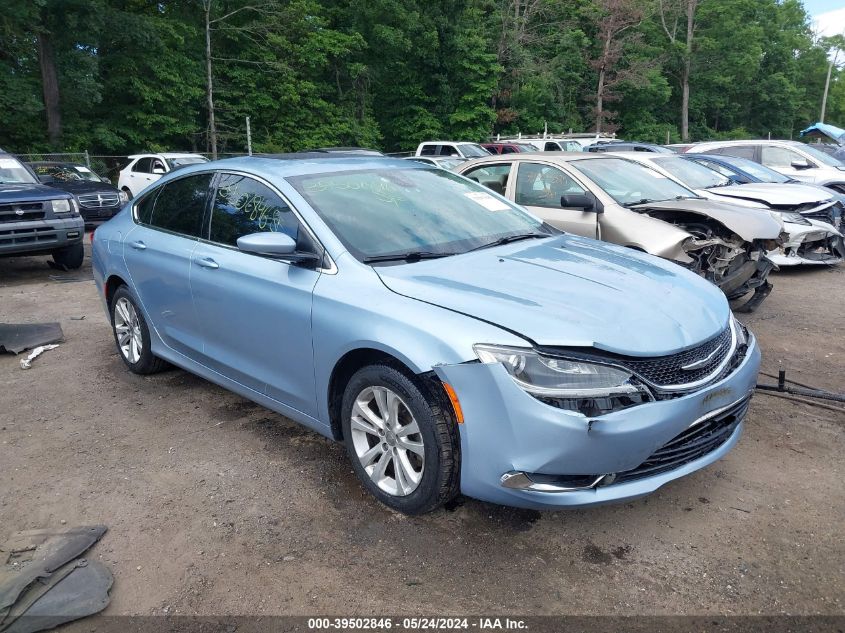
xmin=341 ymin=364 xmax=459 ymax=514
xmin=110 ymin=287 xmax=168 ymax=374
xmin=52 ymin=242 xmax=84 ymax=270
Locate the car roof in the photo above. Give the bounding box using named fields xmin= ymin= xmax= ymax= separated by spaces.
xmin=165 ymin=155 xmax=426 ymax=181
xmin=460 ymin=151 xmax=607 ymax=166
xmin=691 ymin=139 xmax=799 ymax=147
xmin=128 ymin=152 xmax=206 ymax=159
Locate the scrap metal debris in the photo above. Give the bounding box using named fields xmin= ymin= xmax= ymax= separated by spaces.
xmin=0 ymin=324 xmax=63 ymax=355
xmin=0 ymin=526 xmax=110 ymax=633
xmin=19 ymin=346 xmax=59 ymax=371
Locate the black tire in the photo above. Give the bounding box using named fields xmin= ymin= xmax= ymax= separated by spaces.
xmin=52 ymin=241 xmax=84 ymax=270
xmin=121 ymin=187 xmax=133 ymax=200
xmin=110 ymin=286 xmax=169 ymax=375
xmin=341 ymin=364 xmax=460 ymax=514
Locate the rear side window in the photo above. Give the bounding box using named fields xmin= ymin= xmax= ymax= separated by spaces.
xmin=720 ymin=145 xmax=757 ymax=160
xmin=462 ymin=163 xmax=512 ymax=196
xmin=147 ymin=173 xmax=212 ymax=237
xmin=208 ymin=173 xmax=304 ymax=248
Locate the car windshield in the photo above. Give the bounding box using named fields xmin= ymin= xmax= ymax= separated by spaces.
xmin=437 ymin=158 xmax=466 ymax=169
xmin=0 ymin=156 xmax=38 ymax=184
xmin=166 ymin=157 xmax=208 ymax=168
xmin=714 ymin=155 xmax=790 ymax=183
xmin=651 ymin=156 xmax=731 ymax=189
xmin=289 ymin=167 xmax=553 ymax=261
xmin=35 ymin=164 xmax=102 ymax=182
xmin=458 ymin=144 xmax=491 ymax=158
xmin=571 ymin=157 xmax=697 ymax=206
xmin=799 ymin=144 xmax=844 ymax=167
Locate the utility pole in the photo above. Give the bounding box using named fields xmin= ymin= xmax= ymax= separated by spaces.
xmin=246 ymin=116 xmax=252 ymax=156
xmin=820 ymin=54 xmax=836 ymax=123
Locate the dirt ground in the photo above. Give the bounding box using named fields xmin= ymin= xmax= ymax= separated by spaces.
xmin=0 ymin=244 xmax=843 ymax=618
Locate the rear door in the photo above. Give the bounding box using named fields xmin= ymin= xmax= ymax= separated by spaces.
xmin=123 ymin=172 xmax=213 ymax=358
xmin=189 ymin=172 xmax=322 ymax=416
xmin=127 ymin=158 xmax=153 ymax=196
xmin=512 ymin=161 xmax=598 ymax=237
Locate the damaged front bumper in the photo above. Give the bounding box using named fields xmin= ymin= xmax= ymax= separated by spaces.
xmin=767 ymin=219 xmax=845 ymax=266
xmin=433 ymin=335 xmax=760 ymax=510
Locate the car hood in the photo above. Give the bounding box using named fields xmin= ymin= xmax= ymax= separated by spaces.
xmin=706 ymin=182 xmax=832 ymax=207
xmin=46 ymin=180 xmax=118 ymax=195
xmin=375 ymin=235 xmax=730 ymax=356
xmin=633 ymin=197 xmax=783 ymax=241
xmin=0 ymin=183 xmax=72 ymax=202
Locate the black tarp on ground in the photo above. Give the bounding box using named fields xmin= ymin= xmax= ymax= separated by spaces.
xmin=0 ymin=324 xmax=64 ymax=355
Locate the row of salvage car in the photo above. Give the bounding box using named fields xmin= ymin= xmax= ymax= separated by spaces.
xmin=450 ymin=150 xmax=844 ymax=311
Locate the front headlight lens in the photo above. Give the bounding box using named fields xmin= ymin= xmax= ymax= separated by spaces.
xmin=51 ymin=199 xmax=71 ymax=214
xmin=779 ymin=211 xmax=811 ymax=226
xmin=474 ymin=344 xmax=640 ymax=397
xmin=731 ymin=313 xmax=748 ymax=347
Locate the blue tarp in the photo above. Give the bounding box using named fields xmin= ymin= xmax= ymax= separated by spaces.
xmin=799 ymin=122 xmax=845 ymax=145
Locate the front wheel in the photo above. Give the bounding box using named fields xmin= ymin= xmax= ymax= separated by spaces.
xmin=52 ymin=242 xmax=84 ymax=270
xmin=341 ymin=364 xmax=460 ymax=514
xmin=121 ymin=187 xmax=133 ymax=201
xmin=110 ymin=287 xmax=168 ymax=374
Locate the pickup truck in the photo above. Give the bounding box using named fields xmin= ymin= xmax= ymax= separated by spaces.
xmin=0 ymin=149 xmax=85 ymax=269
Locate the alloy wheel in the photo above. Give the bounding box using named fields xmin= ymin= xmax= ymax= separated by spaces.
xmin=350 ymin=386 xmax=425 ymax=496
xmin=113 ymin=297 xmax=142 ymax=364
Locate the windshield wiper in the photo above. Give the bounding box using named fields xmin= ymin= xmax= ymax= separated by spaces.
xmin=622 ymin=199 xmax=654 ymax=207
xmin=466 ymin=232 xmax=552 ymax=253
xmin=362 ymin=251 xmax=456 ymax=264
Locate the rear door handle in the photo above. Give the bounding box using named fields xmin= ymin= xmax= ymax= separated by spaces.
xmin=130 ymin=240 xmax=146 ymax=250
xmin=195 ymin=257 xmax=219 ymax=270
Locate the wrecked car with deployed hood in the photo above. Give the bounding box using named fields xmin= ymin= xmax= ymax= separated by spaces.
xmin=616 ymin=152 xmax=844 ymax=268
xmin=92 ymin=155 xmax=760 ymax=513
xmin=456 ymin=153 xmax=782 ymax=311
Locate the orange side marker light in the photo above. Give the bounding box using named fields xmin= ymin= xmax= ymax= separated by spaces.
xmin=442 ymin=382 xmax=464 ymax=424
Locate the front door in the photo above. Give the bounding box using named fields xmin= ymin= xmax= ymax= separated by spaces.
xmin=512 ymin=162 xmax=598 ymax=238
xmin=190 ymin=172 xmax=322 ymax=417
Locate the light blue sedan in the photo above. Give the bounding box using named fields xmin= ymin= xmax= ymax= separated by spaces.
xmin=92 ymin=155 xmax=761 ymax=514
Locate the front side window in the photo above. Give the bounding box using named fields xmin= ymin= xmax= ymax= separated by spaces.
xmin=797 ymin=144 xmax=842 ymax=167
xmin=463 ymin=163 xmax=512 ymax=196
xmin=440 ymin=145 xmax=459 ymax=157
xmin=147 ymin=173 xmax=212 ymax=237
xmin=132 ymin=158 xmax=152 ymax=173
xmin=208 ymin=173 xmax=302 ymax=247
xmin=151 ymin=159 xmax=167 ymax=173
xmin=419 ymin=145 xmax=437 ymax=156
xmin=515 ymin=163 xmax=586 ymax=208
xmin=289 ymin=167 xmax=550 ymax=261
xmin=544 ymin=142 xmax=561 ymax=151
xmin=762 ymin=146 xmax=807 ymax=168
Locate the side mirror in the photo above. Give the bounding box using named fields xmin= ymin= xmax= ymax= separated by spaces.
xmin=561 ymin=192 xmax=602 ymax=213
xmin=236 ymin=232 xmax=321 ymax=265
xmin=790 ymin=159 xmax=811 ymax=170
xmin=38 ymin=174 xmax=56 ymax=184
xmin=152 ymin=166 xmax=166 ymax=175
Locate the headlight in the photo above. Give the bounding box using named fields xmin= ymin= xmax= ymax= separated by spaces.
xmin=119 ymin=190 xmax=129 ymax=204
xmin=473 ymin=344 xmax=641 ymax=398
xmin=779 ymin=211 xmax=811 ymax=226
xmin=731 ymin=313 xmax=748 ymax=347
xmin=51 ymin=199 xmax=71 ymax=214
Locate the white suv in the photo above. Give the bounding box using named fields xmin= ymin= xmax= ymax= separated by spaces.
xmin=414 ymin=142 xmax=490 ymax=159
xmin=117 ymin=153 xmax=209 ymax=198
xmin=687 ymin=140 xmax=845 ymax=193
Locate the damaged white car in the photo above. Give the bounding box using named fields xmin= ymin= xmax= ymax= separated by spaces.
xmin=456 ymin=154 xmax=782 ymax=311
xmin=615 ymin=152 xmax=844 ymax=268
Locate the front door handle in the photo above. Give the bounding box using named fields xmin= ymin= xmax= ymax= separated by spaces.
xmin=195 ymin=257 xmax=219 ymax=270
xmin=130 ymin=240 xmax=146 ymax=250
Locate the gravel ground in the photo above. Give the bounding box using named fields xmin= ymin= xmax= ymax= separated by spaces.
xmin=0 ymin=245 xmax=843 ymax=618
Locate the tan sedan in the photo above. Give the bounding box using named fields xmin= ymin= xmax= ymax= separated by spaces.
xmin=455 ymin=153 xmax=783 ymax=311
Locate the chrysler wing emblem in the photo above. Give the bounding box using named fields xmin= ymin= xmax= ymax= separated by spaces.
xmin=681 ymin=346 xmax=722 ymax=371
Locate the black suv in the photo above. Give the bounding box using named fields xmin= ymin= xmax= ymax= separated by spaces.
xmin=0 ymin=150 xmax=85 ymax=269
xmin=29 ymin=161 xmax=127 ymax=228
